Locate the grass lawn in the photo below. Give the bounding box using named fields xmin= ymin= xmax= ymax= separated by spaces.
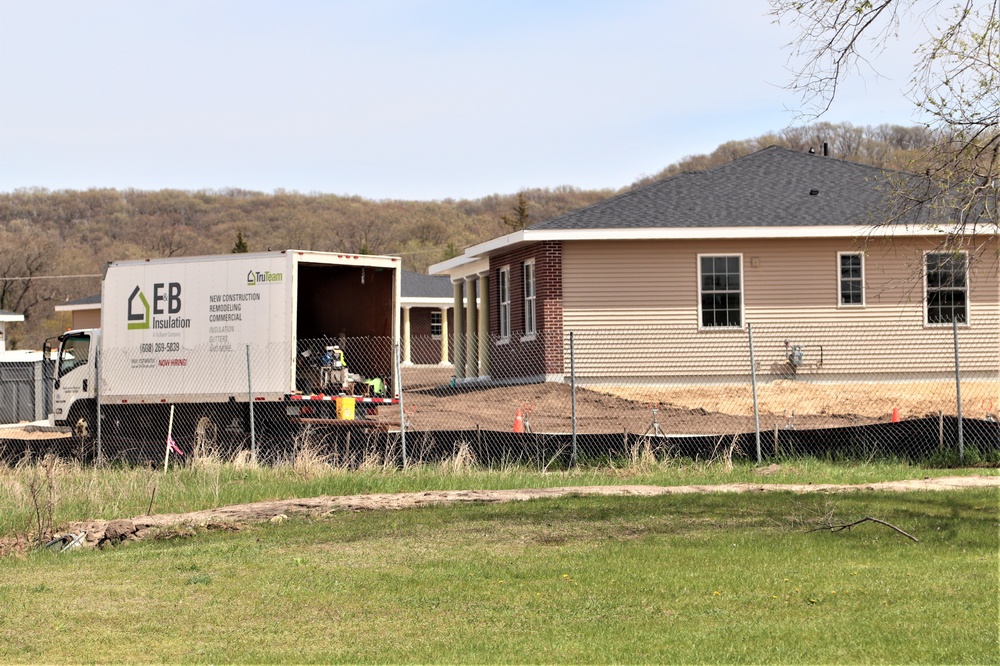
xmin=1 ymin=489 xmax=996 ymax=663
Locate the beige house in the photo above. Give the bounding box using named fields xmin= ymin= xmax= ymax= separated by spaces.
xmin=430 ymin=147 xmax=999 ymax=383
xmin=54 ymin=294 xmax=101 ymax=330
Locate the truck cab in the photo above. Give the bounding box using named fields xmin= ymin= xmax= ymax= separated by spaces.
xmin=51 ymin=329 xmax=99 ymax=434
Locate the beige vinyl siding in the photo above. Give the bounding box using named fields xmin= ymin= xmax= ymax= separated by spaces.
xmin=562 ymin=237 xmax=999 ymax=380
xmin=71 ymin=309 xmax=101 ymax=330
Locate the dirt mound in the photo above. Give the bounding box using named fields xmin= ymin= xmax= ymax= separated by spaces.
xmin=7 ymin=474 xmax=992 ymax=555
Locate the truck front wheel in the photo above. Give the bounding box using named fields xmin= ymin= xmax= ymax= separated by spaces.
xmin=67 ymin=402 xmax=97 ymax=462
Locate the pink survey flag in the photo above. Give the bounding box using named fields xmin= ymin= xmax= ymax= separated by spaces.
xmin=167 ymin=435 xmax=184 ymax=456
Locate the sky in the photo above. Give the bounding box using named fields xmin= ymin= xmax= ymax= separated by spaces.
xmin=0 ymin=1 xmax=929 ymax=201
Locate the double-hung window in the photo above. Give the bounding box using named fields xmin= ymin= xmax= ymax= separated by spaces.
xmin=699 ymin=255 xmax=742 ymax=328
xmin=925 ymin=252 xmax=968 ymax=324
xmin=430 ymin=311 xmax=442 ymax=339
xmin=838 ymin=252 xmax=864 ymax=306
xmin=498 ymin=266 xmax=511 ymax=340
xmin=523 ymin=260 xmax=536 ymax=337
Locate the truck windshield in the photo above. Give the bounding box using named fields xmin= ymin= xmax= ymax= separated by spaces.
xmin=59 ymin=335 xmax=90 ymax=378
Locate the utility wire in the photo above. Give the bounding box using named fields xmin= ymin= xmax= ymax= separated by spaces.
xmin=0 ymin=274 xmax=101 ymax=282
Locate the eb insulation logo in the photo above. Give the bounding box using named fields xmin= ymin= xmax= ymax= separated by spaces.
xmin=127 ymin=286 xmax=150 ymax=330
xmin=127 ymin=283 xmax=189 ymax=330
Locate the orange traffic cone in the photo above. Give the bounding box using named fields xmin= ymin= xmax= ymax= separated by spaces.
xmin=513 ymin=408 xmax=525 ymax=433
xmin=891 ymin=407 xmax=900 ymax=423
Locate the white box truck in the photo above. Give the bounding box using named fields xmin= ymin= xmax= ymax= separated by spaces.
xmin=50 ymin=250 xmax=401 ymax=445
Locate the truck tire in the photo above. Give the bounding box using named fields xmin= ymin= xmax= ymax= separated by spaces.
xmin=193 ymin=414 xmax=218 ymax=458
xmin=67 ymin=402 xmax=97 ymax=462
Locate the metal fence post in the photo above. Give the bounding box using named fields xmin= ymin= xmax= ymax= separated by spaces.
xmin=95 ymin=343 xmax=103 ymax=466
xmin=33 ymin=359 xmax=45 ymax=422
xmin=570 ymin=331 xmax=577 ymax=468
xmin=246 ymin=344 xmax=256 ymax=463
xmin=396 ymin=340 xmax=407 ymax=469
xmin=952 ymin=319 xmax=964 ymax=463
xmin=748 ymin=323 xmax=761 ymax=464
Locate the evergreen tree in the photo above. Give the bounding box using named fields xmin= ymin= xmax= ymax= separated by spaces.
xmin=232 ymin=231 xmax=249 ymax=253
xmin=500 ymin=192 xmax=531 ymax=231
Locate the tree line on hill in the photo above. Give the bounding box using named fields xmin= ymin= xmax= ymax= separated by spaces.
xmin=0 ymin=122 xmax=936 ymax=349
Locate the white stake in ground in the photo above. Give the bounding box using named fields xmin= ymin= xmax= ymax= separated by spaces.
xmin=163 ymin=405 xmax=176 ymax=473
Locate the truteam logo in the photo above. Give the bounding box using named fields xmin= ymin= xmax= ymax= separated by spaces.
xmin=247 ymin=270 xmax=283 ymax=286
xmin=127 ymin=282 xmax=191 ymax=331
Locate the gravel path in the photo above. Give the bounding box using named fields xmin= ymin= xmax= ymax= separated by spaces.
xmin=37 ymin=474 xmax=996 ymax=551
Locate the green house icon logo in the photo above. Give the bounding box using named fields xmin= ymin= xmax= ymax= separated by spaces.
xmin=247 ymin=271 xmax=257 ymax=286
xmin=127 ymin=286 xmax=150 ymax=330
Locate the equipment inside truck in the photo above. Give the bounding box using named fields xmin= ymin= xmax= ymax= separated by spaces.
xmin=293 ymin=262 xmax=395 ymax=397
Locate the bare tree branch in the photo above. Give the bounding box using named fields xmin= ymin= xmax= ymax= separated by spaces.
xmin=808 ymin=515 xmax=921 ymax=542
xmin=772 ymin=0 xmax=1000 ymax=234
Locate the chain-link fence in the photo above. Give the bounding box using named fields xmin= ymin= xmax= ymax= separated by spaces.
xmin=6 ymin=323 xmax=998 ymax=468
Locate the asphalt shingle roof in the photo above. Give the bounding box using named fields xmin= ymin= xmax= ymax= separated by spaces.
xmin=60 ymin=294 xmax=102 ymax=307
xmin=401 ymin=271 xmax=453 ymax=299
xmin=530 ymin=146 xmax=901 ymax=231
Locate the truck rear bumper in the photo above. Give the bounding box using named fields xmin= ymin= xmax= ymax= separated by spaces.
xmin=288 ymin=395 xmax=398 ymax=404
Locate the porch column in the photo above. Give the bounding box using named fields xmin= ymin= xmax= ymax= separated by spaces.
xmin=477 ymin=271 xmax=490 ymax=379
xmin=438 ymin=307 xmax=450 ymax=365
xmin=452 ymin=280 xmax=465 ymax=379
xmin=465 ymin=278 xmax=479 ymax=379
xmin=401 ymin=306 xmax=412 ymax=366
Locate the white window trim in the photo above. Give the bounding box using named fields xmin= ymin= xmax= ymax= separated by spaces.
xmin=923 ymin=250 xmax=970 ymax=327
xmin=696 ymin=253 xmax=745 ymax=330
xmin=430 ymin=310 xmax=442 ymax=340
xmin=522 ymin=259 xmax=537 ymax=340
xmin=837 ymin=251 xmax=866 ymax=308
xmin=497 ymin=265 xmax=511 ymax=343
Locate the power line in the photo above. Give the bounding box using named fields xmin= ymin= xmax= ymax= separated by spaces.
xmin=0 ymin=274 xmax=101 ymax=282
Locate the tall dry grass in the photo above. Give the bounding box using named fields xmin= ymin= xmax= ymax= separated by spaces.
xmin=1 ymin=443 xmax=991 ymax=552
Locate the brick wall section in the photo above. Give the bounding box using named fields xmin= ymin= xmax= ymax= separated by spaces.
xmin=408 ymin=306 xmax=453 ymax=364
xmin=488 ymin=241 xmax=563 ymax=379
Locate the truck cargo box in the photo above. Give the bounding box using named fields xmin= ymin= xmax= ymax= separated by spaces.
xmin=98 ymin=250 xmax=400 ymax=404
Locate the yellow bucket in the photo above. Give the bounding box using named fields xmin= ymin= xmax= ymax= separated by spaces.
xmin=336 ymin=396 xmax=356 ymax=420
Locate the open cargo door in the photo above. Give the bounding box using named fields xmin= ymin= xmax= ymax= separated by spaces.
xmin=293 ymin=257 xmax=399 ymax=400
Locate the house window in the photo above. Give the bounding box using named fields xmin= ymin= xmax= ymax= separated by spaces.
xmin=498 ymin=266 xmax=511 ymax=340
xmin=925 ymin=252 xmax=968 ymax=324
xmin=523 ymin=260 xmax=536 ymax=337
xmin=699 ymin=255 xmax=742 ymax=328
xmin=430 ymin=311 xmax=442 ymax=338
xmin=838 ymin=252 xmax=864 ymax=306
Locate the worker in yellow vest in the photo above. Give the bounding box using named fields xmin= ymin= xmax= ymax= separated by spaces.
xmin=320 ymin=345 xmax=349 ymax=391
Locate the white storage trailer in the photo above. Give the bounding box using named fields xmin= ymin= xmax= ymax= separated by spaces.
xmin=51 ymin=250 xmax=401 ymax=442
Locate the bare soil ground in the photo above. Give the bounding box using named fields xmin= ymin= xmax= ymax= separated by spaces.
xmin=0 ymin=423 xmax=71 ymax=441
xmin=402 ymin=376 xmax=998 ymax=434
xmin=8 ymin=474 xmax=994 ymax=555
xmin=602 ymin=379 xmax=1000 ymax=421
